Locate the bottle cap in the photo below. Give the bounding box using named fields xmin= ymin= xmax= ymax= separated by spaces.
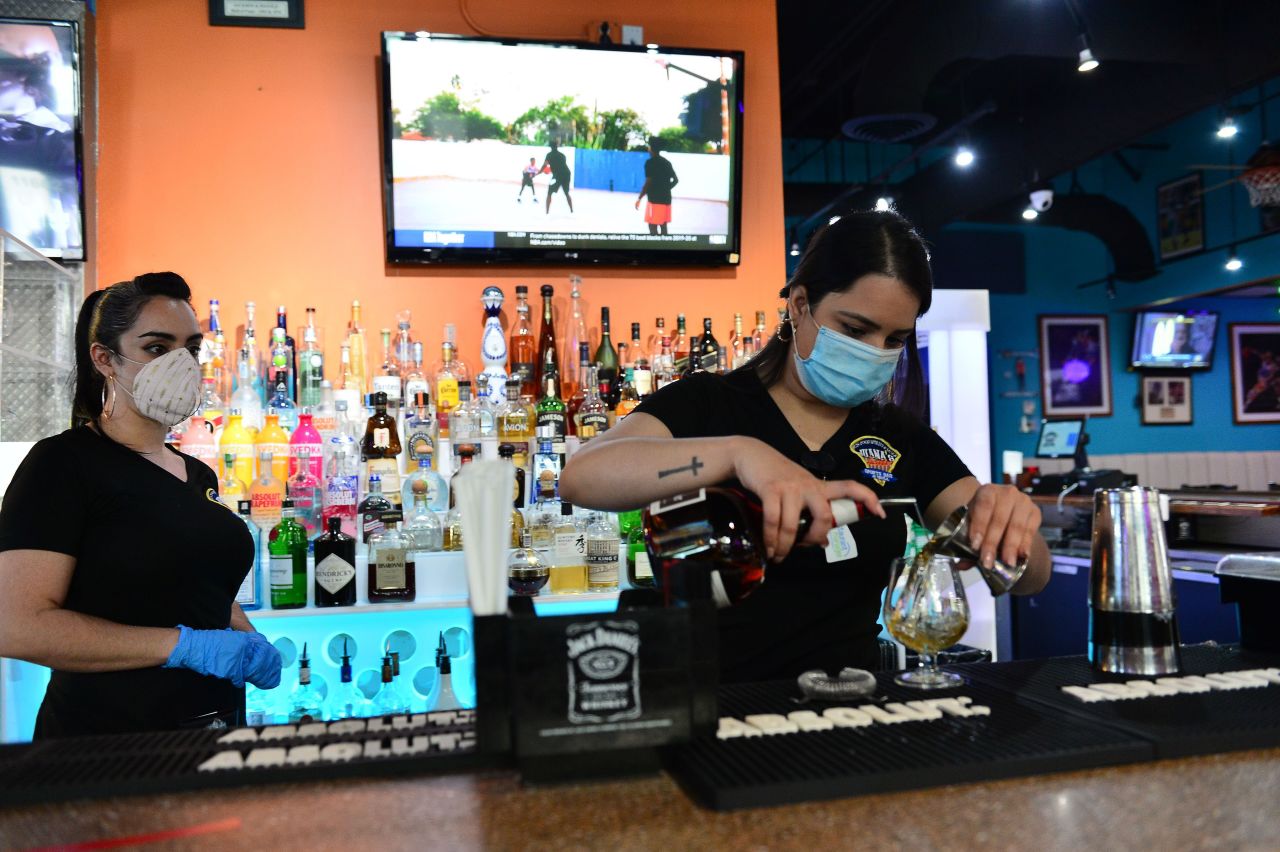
xmin=237 ymin=500 xmax=252 ymax=515
xmin=498 ymin=443 xmax=514 ymax=458
xmin=540 ymin=284 xmax=554 ymax=297
xmin=282 ymin=499 xmax=295 ymax=509
xmin=340 ymin=637 xmax=352 ymax=683
xmin=328 ymin=516 xmax=342 ymax=533
xmin=415 ymin=391 xmax=430 ymax=406
xmin=369 ymin=474 xmax=381 ymax=485
xmin=516 ymin=284 xmax=528 ymax=294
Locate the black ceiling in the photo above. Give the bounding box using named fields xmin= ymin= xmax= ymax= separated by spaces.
xmin=777 ymin=0 xmax=1280 ymax=255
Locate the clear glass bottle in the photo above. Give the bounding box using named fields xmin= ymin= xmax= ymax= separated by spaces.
xmin=268 ymin=499 xmax=308 ymax=609
xmin=372 ymin=654 xmax=410 ymax=716
xmin=403 ymin=455 xmax=448 ymax=515
xmin=563 ymin=276 xmax=587 ymax=402
xmin=196 ymin=365 xmax=225 ymax=433
xmin=754 ymin=309 xmax=768 ymax=352
xmin=288 ymin=642 xmax=325 ymax=723
xmin=368 ymin=519 xmax=416 ymax=603
xmin=574 ymin=365 xmax=609 ymax=442
xmin=728 ymin=312 xmax=745 ymax=366
xmin=339 ymin=341 xmax=356 ymax=395
xmin=286 ymin=448 xmax=323 ymax=543
xmin=672 ymin=313 xmax=689 ymax=364
xmin=220 ymin=454 xmax=248 ymax=510
xmin=298 ymin=308 xmax=324 ymax=408
xmin=654 ymin=336 xmax=676 ymax=390
xmin=565 ymin=343 xmax=590 ymax=437
xmin=322 ymin=429 xmax=360 ymax=540
xmin=402 ymin=390 xmax=438 ymax=472
xmin=403 ymin=485 xmax=444 ymax=552
xmin=331 ymin=639 xmax=372 ymax=719
xmin=347 ymin=300 xmax=368 ymax=399
xmin=508 ymin=528 xmax=550 ymax=596
xmin=359 ymin=473 xmax=393 ymax=544
xmin=403 ymin=340 xmax=430 ymax=409
xmin=442 ymin=448 xmax=474 ymax=551
xmin=234 ymin=499 xmax=263 ymax=610
xmin=551 ymin=501 xmax=588 ymax=594
xmin=372 ymin=327 xmax=403 ymax=410
xmin=433 ymin=323 xmax=469 ymax=434
xmin=497 ymin=379 xmax=534 ymax=453
xmin=647 ymin=316 xmax=667 ymax=366
xmin=527 ymin=475 xmax=560 ymax=552
xmin=449 ymin=380 xmax=481 ymax=459
xmin=586 ymin=512 xmax=621 ymax=591
xmin=314 ymin=515 xmax=357 ymax=607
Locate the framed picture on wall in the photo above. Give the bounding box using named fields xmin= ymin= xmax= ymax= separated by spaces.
xmin=1156 ymin=173 xmax=1205 ymax=261
xmin=1141 ymin=375 xmax=1192 ymax=425
xmin=209 ymin=0 xmax=305 ymax=29
xmin=1230 ymin=322 xmax=1280 ymax=424
xmin=1039 ymin=314 xmax=1112 ymax=417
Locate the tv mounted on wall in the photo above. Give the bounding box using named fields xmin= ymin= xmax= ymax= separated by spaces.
xmin=380 ymin=32 xmax=744 ymax=266
xmin=1130 ymin=310 xmax=1218 ymax=370
xmin=0 ymin=17 xmax=84 ymax=260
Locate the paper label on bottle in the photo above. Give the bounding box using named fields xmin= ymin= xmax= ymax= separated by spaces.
xmin=650 ymin=488 xmax=706 ymax=515
xmin=555 ymin=530 xmax=586 ymax=565
xmin=362 ymin=512 xmax=385 ymax=543
xmin=269 ymin=554 xmax=294 ymax=588
xmin=407 ymin=428 xmax=436 ymax=463
xmin=324 ymin=475 xmax=357 ymax=509
xmin=315 ymin=552 xmax=356 ymax=595
xmin=235 ymin=565 xmax=258 ymax=606
xmin=365 ymin=459 xmax=402 ymax=506
xmin=437 ymin=378 xmax=459 ymax=411
xmin=633 ymin=550 xmax=653 ymax=581
xmin=578 ymin=412 xmax=609 ymax=440
xmin=312 ymin=414 xmax=338 ymax=435
xmin=824 ymin=525 xmax=858 ymax=563
xmin=374 ymin=549 xmax=408 ymax=591
xmin=633 ymin=369 xmax=653 ymax=397
xmin=373 ymin=427 xmax=391 ymax=449
xmin=586 ymin=539 xmax=620 ymax=584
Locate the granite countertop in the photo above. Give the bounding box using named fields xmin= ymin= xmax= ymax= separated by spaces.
xmin=2 ymin=748 xmax=1279 ymax=850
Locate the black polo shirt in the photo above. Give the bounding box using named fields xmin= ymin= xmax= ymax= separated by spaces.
xmin=633 ymin=369 xmax=971 ymax=682
xmin=0 ymin=426 xmax=255 ymax=737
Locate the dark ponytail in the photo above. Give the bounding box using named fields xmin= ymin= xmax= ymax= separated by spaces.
xmin=72 ymin=272 xmax=194 ymax=428
xmin=737 ymin=210 xmax=934 ymax=418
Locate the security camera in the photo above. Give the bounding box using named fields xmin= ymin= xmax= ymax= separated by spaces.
xmin=1029 ymin=187 xmax=1054 ymax=212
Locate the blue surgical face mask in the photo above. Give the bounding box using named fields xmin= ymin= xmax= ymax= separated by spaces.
xmin=792 ymin=307 xmax=903 ymax=408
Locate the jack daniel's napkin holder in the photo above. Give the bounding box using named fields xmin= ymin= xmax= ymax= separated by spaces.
xmin=473 ymin=591 xmax=718 ymax=781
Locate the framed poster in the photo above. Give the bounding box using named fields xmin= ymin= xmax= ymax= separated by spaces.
xmin=1039 ymin=314 xmax=1112 ymax=417
xmin=209 ymin=0 xmax=304 ymax=29
xmin=1141 ymin=375 xmax=1192 ymax=425
xmin=1156 ymin=173 xmax=1205 ymax=261
xmin=1230 ymin=323 xmax=1280 ymax=424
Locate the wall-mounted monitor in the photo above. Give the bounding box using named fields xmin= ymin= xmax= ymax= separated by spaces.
xmin=0 ymin=17 xmax=83 ymax=260
xmin=380 ymin=32 xmax=743 ymax=266
xmin=1131 ymin=310 xmax=1218 ymax=370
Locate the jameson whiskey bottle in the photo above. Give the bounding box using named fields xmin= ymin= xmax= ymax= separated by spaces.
xmin=362 ymin=390 xmax=402 ymax=507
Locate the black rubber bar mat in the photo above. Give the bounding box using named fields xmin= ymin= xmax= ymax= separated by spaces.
xmin=664 ymin=675 xmax=1151 ymax=811
xmin=959 ymin=644 xmax=1280 ymax=759
xmin=0 ymin=710 xmax=486 ymax=808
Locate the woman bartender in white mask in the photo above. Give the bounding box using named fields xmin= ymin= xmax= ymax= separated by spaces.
xmin=0 ymin=272 xmax=281 ymax=737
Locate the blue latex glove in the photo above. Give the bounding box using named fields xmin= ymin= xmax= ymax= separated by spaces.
xmin=164 ymin=626 xmax=283 ymax=689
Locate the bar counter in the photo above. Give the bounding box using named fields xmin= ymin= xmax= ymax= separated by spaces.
xmin=2 ymin=747 xmax=1279 ymax=849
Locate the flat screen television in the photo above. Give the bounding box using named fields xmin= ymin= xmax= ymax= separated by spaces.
xmin=1130 ymin=310 xmax=1218 ymax=370
xmin=380 ymin=32 xmax=743 ymax=266
xmin=0 ymin=18 xmax=83 ymax=260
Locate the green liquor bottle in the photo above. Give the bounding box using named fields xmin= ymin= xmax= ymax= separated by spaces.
xmin=269 ymin=499 xmax=309 ymax=609
xmin=535 ymin=369 xmax=567 ymax=441
xmin=626 ymin=519 xmax=654 ymax=588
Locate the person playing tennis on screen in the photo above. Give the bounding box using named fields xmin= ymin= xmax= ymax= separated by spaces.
xmin=635 ymin=137 xmax=679 ymax=236
xmin=542 ymin=141 xmax=574 ymax=215
xmin=517 ymin=157 xmax=538 ymax=203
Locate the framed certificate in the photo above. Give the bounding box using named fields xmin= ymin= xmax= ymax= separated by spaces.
xmin=209 ymin=0 xmax=304 ymax=29
xmin=1141 ymin=375 xmax=1192 ymax=425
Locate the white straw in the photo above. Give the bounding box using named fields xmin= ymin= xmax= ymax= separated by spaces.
xmin=454 ymin=460 xmax=516 ymax=616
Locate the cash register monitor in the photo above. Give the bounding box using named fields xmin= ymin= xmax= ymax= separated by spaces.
xmin=1036 ymin=418 xmax=1085 ymax=460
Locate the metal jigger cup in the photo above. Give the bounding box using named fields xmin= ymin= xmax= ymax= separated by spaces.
xmin=932 ymin=506 xmax=1028 ymax=596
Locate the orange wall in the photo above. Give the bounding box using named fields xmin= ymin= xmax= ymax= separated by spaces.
xmin=95 ymin=0 xmax=784 ymax=369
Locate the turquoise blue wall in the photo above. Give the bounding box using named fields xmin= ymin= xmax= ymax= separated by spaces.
xmin=970 ymin=80 xmax=1280 ymax=471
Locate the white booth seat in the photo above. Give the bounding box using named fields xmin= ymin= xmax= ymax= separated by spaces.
xmin=1034 ymin=451 xmax=1280 ymax=492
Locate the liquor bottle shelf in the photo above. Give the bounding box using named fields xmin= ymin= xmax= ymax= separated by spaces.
xmin=247 ymin=591 xmax=622 ymax=620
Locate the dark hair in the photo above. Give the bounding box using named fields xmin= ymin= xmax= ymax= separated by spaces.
xmin=741 ymin=210 xmax=934 ymax=416
xmin=72 ymin=272 xmax=194 ymax=427
xmin=0 ymin=52 xmax=54 ymax=109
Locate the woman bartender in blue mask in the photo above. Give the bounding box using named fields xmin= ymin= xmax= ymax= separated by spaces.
xmin=560 ymin=211 xmax=1050 ymax=681
xmin=0 ymin=272 xmax=281 ymax=738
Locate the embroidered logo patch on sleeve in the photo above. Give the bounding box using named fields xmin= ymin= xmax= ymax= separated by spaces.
xmin=850 ymin=435 xmax=902 ymax=485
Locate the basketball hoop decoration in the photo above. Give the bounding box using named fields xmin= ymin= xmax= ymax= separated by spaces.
xmin=1239 ymin=142 xmax=1280 ymax=208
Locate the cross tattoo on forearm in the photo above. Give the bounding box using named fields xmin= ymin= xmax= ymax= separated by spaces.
xmin=658 ymin=457 xmax=704 ymax=479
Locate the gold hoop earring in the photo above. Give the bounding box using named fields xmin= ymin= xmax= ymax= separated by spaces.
xmin=101 ymin=376 xmax=117 ymax=419
xmin=778 ymin=311 xmax=794 ymax=341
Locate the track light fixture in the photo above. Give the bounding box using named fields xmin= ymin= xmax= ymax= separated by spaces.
xmin=1076 ymin=33 xmax=1099 ymax=72
xmin=1217 ymin=116 xmax=1239 ymax=139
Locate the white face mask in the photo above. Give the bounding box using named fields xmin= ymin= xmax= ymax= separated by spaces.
xmin=111 ymin=347 xmax=202 ymax=427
